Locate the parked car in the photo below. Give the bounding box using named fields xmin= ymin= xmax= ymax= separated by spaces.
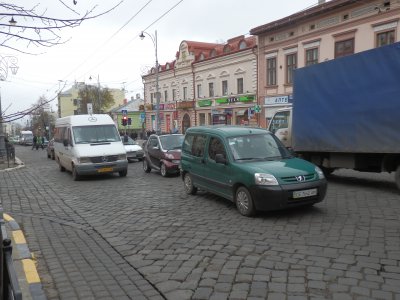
xmin=143 ymin=134 xmax=184 ymax=177
xmin=121 ymin=135 xmax=144 ymax=162
xmin=180 ymin=126 xmax=327 ymax=217
xmin=47 ymin=138 xmax=55 ymax=160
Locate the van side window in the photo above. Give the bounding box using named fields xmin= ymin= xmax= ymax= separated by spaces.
xmin=208 ymin=137 xmax=226 ymax=161
xmin=183 ymin=134 xmax=206 ymax=157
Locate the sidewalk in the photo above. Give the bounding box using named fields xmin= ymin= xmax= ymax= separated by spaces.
xmin=1 ymin=158 xmax=47 ymax=300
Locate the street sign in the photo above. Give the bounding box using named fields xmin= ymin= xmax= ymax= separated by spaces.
xmin=87 ymin=103 xmax=93 ymax=114
xmin=121 ymin=109 xmax=127 ymax=116
xmin=254 ymin=105 xmax=261 ymax=113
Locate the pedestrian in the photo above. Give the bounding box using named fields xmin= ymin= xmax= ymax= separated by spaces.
xmin=132 ymin=132 xmax=137 ymax=140
xmin=41 ymin=136 xmax=45 ymax=150
xmin=32 ymin=135 xmax=37 ymax=150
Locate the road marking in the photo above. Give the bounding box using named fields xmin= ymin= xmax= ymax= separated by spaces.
xmin=22 ymin=259 xmax=41 ymax=283
xmin=12 ymin=230 xmax=27 ymax=244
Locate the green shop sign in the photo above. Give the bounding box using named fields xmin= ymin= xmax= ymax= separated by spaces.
xmin=198 ymin=99 xmax=212 ymax=107
xmin=239 ymin=95 xmax=255 ymax=102
xmin=215 ymin=97 xmax=228 ymax=104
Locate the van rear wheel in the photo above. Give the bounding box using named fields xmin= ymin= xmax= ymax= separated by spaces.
xmin=184 ymin=173 xmax=197 ymax=195
xmin=235 ymin=186 xmax=255 ymax=217
xmin=160 ymin=163 xmax=168 ymax=177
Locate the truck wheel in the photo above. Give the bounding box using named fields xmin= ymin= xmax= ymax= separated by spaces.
xmin=235 ymin=186 xmax=255 ymax=217
xmin=395 ymin=165 xmax=400 ymax=190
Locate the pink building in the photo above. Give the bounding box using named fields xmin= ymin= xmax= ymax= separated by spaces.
xmin=250 ymin=0 xmax=399 ymax=128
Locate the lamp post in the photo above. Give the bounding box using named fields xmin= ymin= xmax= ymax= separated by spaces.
xmin=0 ymin=55 xmax=19 ymax=158
xmin=140 ymin=30 xmax=160 ymax=134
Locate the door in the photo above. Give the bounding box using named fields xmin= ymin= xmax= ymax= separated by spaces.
xmin=203 ymin=136 xmax=232 ymax=199
xmin=182 ymin=113 xmax=191 ymax=134
xmin=146 ymin=136 xmax=162 ymax=167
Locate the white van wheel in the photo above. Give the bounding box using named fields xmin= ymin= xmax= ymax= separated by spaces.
xmin=184 ymin=173 xmax=197 ymax=195
xmin=72 ymin=165 xmax=80 ymax=181
xmin=236 ymin=186 xmax=255 ymax=217
xmin=58 ymin=159 xmax=65 ymax=172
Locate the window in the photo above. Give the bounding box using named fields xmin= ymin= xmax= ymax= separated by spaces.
xmin=172 ymin=89 xmax=176 ymax=101
xmin=183 ymin=87 xmax=188 ymax=100
xmin=237 ymin=78 xmax=244 ymax=94
xmin=223 ymin=45 xmax=231 ymax=54
xmin=208 ymin=137 xmax=226 ymax=161
xmin=199 ymin=53 xmax=205 ymax=61
xmin=209 ymin=82 xmax=214 ymax=97
xmin=376 ymin=30 xmax=395 ymax=47
xmin=266 ymin=57 xmax=277 ymax=86
xmin=164 ymin=91 xmax=168 ymax=102
xmin=197 ymin=84 xmax=202 ymax=98
xmin=210 ymin=49 xmax=217 ymax=58
xmin=305 ymin=48 xmax=319 ymax=66
xmin=239 ymin=40 xmax=247 ymax=49
xmin=286 ymin=53 xmax=297 ymax=84
xmin=182 ymin=134 xmax=207 ymax=157
xmin=222 ymin=80 xmax=228 ymax=96
xmin=199 ymin=113 xmax=206 ymax=125
xmin=151 ymin=93 xmax=154 ymax=104
xmin=335 ymin=38 xmax=354 ymax=58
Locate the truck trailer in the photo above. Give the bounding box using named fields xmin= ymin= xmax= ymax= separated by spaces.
xmin=269 ymin=42 xmax=400 ymax=189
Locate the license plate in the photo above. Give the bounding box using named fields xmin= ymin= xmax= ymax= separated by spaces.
xmin=98 ymin=167 xmax=113 ymax=173
xmin=293 ymin=188 xmax=317 ymax=199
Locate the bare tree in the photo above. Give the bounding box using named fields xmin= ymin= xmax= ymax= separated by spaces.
xmin=0 ymin=1 xmax=123 ymax=54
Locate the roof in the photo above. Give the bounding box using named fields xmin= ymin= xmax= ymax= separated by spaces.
xmin=55 ymin=114 xmax=115 ymax=126
xmin=250 ymin=0 xmax=358 ymax=35
xmin=186 ymin=125 xmax=269 ymax=137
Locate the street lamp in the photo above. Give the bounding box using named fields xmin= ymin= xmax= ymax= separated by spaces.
xmin=0 ymin=55 xmax=19 ymax=158
xmin=140 ymin=30 xmax=160 ymax=134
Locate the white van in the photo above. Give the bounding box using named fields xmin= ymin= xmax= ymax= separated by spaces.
xmin=54 ymin=114 xmax=128 ymax=180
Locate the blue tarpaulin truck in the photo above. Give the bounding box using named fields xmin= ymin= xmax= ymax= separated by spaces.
xmin=268 ymin=42 xmax=400 ymax=189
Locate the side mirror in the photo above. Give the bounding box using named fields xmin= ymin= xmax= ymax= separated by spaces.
xmin=215 ymin=153 xmax=227 ymax=165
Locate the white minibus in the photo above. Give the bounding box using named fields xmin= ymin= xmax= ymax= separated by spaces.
xmin=54 ymin=114 xmax=128 ymax=180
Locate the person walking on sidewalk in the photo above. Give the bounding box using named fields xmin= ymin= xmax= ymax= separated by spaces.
xmin=32 ymin=135 xmax=37 ymax=150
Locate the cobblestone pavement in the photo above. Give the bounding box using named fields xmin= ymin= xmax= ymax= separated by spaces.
xmin=1 ymin=145 xmax=400 ymax=300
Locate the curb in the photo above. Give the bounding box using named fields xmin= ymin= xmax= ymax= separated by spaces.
xmin=4 ymin=213 xmax=47 ymax=300
xmin=0 ymin=157 xmax=25 ymax=172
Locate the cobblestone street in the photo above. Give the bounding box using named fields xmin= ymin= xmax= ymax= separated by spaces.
xmin=1 ymin=145 xmax=400 ymax=300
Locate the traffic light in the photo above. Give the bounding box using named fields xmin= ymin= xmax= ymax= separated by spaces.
xmin=121 ymin=115 xmax=127 ymax=126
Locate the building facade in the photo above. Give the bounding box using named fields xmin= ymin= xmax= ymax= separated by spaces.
xmin=142 ymin=35 xmax=257 ymax=133
xmin=250 ymin=0 xmax=400 ymax=128
xmin=58 ymin=82 xmax=126 ymax=118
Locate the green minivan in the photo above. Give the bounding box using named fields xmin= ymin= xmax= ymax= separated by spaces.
xmin=181 ymin=126 xmax=327 ymax=216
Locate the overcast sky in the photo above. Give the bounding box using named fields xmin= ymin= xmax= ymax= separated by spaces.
xmin=2 ymin=0 xmax=319 ymax=121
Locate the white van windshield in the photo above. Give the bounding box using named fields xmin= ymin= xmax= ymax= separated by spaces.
xmin=72 ymin=125 xmax=120 ymax=144
xmin=228 ymin=134 xmax=291 ymax=161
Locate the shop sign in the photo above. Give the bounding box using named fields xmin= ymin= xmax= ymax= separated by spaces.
xmin=239 ymin=95 xmax=255 ymax=102
xmin=216 ymin=97 xmax=228 ymax=104
xmin=228 ymin=97 xmax=238 ymax=103
xmin=139 ymin=105 xmax=145 ymax=111
xmin=176 ymin=101 xmax=194 ymax=109
xmin=264 ymin=95 xmax=293 ymax=105
xmin=164 ymin=103 xmax=176 ymax=110
xmin=145 ymin=104 xmax=153 ymax=110
xmin=158 ymin=104 xmax=165 ymax=110
xmin=198 ymin=99 xmax=212 ymax=107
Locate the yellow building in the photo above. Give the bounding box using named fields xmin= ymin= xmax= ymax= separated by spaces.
xmin=58 ymin=82 xmax=126 ymax=117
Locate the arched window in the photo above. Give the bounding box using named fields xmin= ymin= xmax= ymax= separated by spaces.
xmin=239 ymin=40 xmax=247 ymax=49
xmin=166 ymin=63 xmax=170 ymax=70
xmin=199 ymin=53 xmax=205 ymax=61
xmin=210 ymin=49 xmax=217 ymax=58
xmin=223 ymin=45 xmax=231 ymax=53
